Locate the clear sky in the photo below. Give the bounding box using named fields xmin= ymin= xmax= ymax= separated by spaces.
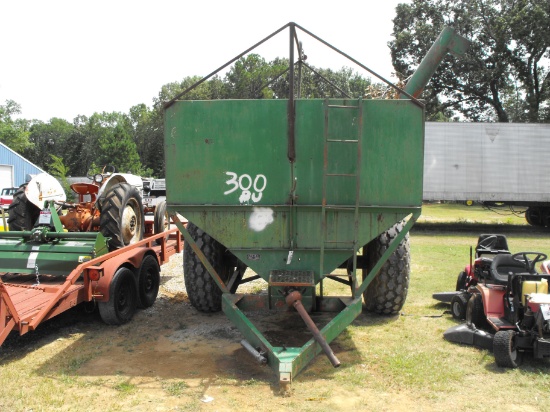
xmin=0 ymin=0 xmax=410 ymax=122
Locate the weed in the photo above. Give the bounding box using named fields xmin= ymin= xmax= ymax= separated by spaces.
xmin=163 ymin=380 xmax=189 ymax=396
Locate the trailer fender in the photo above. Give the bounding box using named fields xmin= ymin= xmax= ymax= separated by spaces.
xmin=93 ymin=247 xmax=157 ymax=302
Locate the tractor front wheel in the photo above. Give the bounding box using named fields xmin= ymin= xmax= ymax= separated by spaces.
xmin=153 ymin=200 xmax=169 ymax=245
xmin=363 ymin=221 xmax=410 ymax=315
xmin=494 ymin=330 xmax=522 ymax=368
xmin=7 ymin=185 xmax=40 ymax=231
xmin=100 ymin=182 xmax=144 ymax=250
xmin=183 ymin=222 xmax=246 ymax=313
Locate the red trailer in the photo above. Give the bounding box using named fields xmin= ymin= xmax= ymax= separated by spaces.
xmin=0 ymin=227 xmax=183 ymax=346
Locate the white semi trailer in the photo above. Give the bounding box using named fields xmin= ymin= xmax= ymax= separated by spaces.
xmin=423 ymin=122 xmax=550 ymax=227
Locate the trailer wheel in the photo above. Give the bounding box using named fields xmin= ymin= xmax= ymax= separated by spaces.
xmin=525 ymin=207 xmax=544 ymax=227
xmin=153 ymin=200 xmax=169 ymax=245
xmin=7 ymin=185 xmax=40 ymax=231
xmin=183 ymin=222 xmax=246 ymax=313
xmin=494 ymin=330 xmax=522 ymax=368
xmin=466 ymin=293 xmax=488 ymax=329
xmin=99 ymin=182 xmax=144 ymax=250
xmin=451 ymin=293 xmax=468 ymax=320
xmin=137 ymin=255 xmax=160 ymax=308
xmin=363 ymin=221 xmax=410 ymax=315
xmin=98 ymin=267 xmax=138 ymax=325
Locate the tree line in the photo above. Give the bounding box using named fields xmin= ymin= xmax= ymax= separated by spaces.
xmin=0 ymin=55 xmax=371 ymax=179
xmin=1 ymin=0 xmax=548 ymax=179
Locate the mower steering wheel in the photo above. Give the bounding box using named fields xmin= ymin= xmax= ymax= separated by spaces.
xmin=511 ymin=252 xmax=548 ymax=272
xmin=478 ymin=235 xmax=497 ymax=251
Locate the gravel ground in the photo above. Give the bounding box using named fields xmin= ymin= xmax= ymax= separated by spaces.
xmin=159 ymin=250 xmax=268 ymax=296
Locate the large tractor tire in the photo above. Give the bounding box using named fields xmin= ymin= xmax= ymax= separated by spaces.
xmin=99 ymin=182 xmax=144 ymax=251
xmin=7 ymin=185 xmax=41 ymax=231
xmin=363 ymin=221 xmax=410 ymax=315
xmin=183 ymin=222 xmax=246 ymax=313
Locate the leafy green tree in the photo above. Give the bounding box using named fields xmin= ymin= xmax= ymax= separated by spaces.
xmin=390 ymin=0 xmax=550 ymax=122
xmin=26 ymin=118 xmax=75 ymax=171
xmin=97 ymin=123 xmax=143 ymax=175
xmin=48 ymin=154 xmax=71 ymax=195
xmin=0 ymin=100 xmax=33 ymax=152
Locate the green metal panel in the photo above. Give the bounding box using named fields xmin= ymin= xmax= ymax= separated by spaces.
xmin=165 ymin=100 xmax=290 ymax=206
xmin=165 ymin=98 xmax=423 ymax=280
xmin=0 ymin=233 xmax=108 ymax=276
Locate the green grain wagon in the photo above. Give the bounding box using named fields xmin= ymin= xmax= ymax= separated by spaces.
xmin=165 ymin=23 xmax=469 ymax=388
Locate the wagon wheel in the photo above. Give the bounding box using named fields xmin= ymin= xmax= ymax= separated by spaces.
xmin=183 ymin=222 xmax=247 ymax=313
xmin=362 ymin=221 xmax=410 ymax=315
xmin=137 ymin=255 xmax=160 ymax=308
xmin=99 ymin=182 xmax=144 ymax=250
xmin=98 ymin=267 xmax=138 ymax=325
xmin=7 ymin=184 xmax=41 ymax=231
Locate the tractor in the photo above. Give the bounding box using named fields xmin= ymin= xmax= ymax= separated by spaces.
xmin=8 ymin=166 xmax=146 ymax=250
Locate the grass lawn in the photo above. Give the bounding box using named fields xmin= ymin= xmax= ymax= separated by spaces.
xmin=1 ymin=204 xmax=549 ymax=411
xmin=419 ymin=202 xmax=527 ymax=225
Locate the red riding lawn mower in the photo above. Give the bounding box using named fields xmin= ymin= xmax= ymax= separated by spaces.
xmin=433 ymin=234 xmax=550 ymax=367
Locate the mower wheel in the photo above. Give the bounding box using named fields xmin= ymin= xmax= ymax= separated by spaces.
xmin=466 ymin=293 xmax=488 ymax=330
xmin=451 ymin=293 xmax=468 ymax=320
xmin=183 ymin=222 xmax=247 ymax=313
xmin=455 ymin=271 xmax=468 ymax=291
xmin=137 ymin=255 xmax=160 ymax=308
xmin=100 ymin=182 xmax=144 ymax=250
xmin=98 ymin=267 xmax=138 ymax=325
xmin=7 ymin=185 xmax=40 ymax=231
xmin=153 ymin=200 xmax=169 ymax=245
xmin=363 ymin=221 xmax=410 ymax=315
xmin=494 ymin=330 xmax=522 ymax=368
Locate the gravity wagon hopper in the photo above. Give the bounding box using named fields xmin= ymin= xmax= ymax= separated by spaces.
xmin=164 ymin=22 xmax=470 ymax=387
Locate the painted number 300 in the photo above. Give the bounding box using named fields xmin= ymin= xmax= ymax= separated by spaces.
xmin=224 ymin=172 xmax=267 ymax=203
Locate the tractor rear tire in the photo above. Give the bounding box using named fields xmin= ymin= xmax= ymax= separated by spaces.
xmin=494 ymin=330 xmax=522 ymax=368
xmin=99 ymin=182 xmax=144 ymax=251
xmin=183 ymin=222 xmax=246 ymax=313
xmin=98 ymin=267 xmax=138 ymax=325
xmin=153 ymin=200 xmax=169 ymax=245
xmin=137 ymin=255 xmax=160 ymax=308
xmin=456 ymin=271 xmax=468 ymax=291
xmin=363 ymin=221 xmax=410 ymax=315
xmin=466 ymin=293 xmax=489 ymax=329
xmin=7 ymin=185 xmax=40 ymax=231
xmin=451 ymin=293 xmax=469 ymax=320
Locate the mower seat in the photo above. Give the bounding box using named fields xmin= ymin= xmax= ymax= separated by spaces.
xmin=476 ymin=234 xmax=510 ymax=258
xmin=489 ymin=254 xmax=532 ymax=285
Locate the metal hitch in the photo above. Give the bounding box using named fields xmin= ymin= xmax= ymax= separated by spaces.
xmin=286 ymin=290 xmax=341 ymax=368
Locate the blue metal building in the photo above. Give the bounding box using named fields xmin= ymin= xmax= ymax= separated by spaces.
xmin=0 ymin=142 xmax=44 ymax=189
